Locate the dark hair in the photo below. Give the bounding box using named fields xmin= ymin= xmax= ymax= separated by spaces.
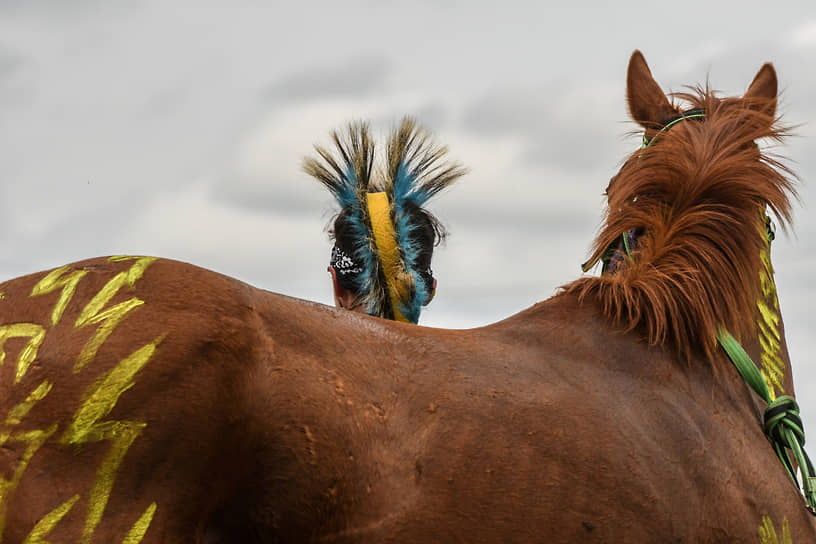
xmin=330 ymin=201 xmax=446 ymax=297
xmin=305 ymin=117 xmax=465 ymax=322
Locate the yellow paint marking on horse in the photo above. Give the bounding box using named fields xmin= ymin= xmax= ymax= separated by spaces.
xmin=761 ymin=366 xmax=785 ymax=402
xmin=759 ymin=243 xmax=776 ymax=282
xmin=757 ymin=319 xmax=781 ymax=352
xmin=756 ymin=241 xmax=785 ymax=401
xmin=5 ymin=380 xmax=53 ymax=426
xmin=0 ymin=323 xmax=47 ymax=384
xmin=73 ymin=257 xmax=156 ymax=373
xmin=30 ymin=265 xmax=89 ymax=327
xmin=757 ymin=299 xmax=781 ymax=340
xmin=0 ymin=380 xmax=56 ymax=540
xmin=107 ymin=256 xmax=157 ymax=281
xmin=0 ymin=424 xmax=58 ymax=542
xmin=122 ymin=502 xmax=158 ymax=544
xmin=759 ymin=264 xmax=779 ymax=306
xmin=22 ymin=494 xmax=80 ymax=544
xmin=758 ymin=515 xmax=792 ymax=544
xmin=60 ymin=335 xmax=164 ymax=544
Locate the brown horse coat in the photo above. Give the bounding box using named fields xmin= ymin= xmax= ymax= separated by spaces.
xmin=0 ymin=256 xmax=813 ymax=542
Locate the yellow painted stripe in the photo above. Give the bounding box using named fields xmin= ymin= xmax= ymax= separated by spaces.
xmin=73 ymin=256 xmax=156 ymax=373
xmin=30 ymin=265 xmax=89 ymax=326
xmin=5 ymin=380 xmax=53 ymax=426
xmin=22 ymin=494 xmax=81 ymax=543
xmin=0 ymin=424 xmax=59 ymax=541
xmin=122 ymin=502 xmax=157 ymax=544
xmin=755 ymin=225 xmax=785 ymax=401
xmin=366 ymin=192 xmax=410 ymax=322
xmin=0 ymin=323 xmax=47 ymax=384
xmin=60 ymin=336 xmax=164 ymax=543
xmin=758 ymin=515 xmax=791 ymax=544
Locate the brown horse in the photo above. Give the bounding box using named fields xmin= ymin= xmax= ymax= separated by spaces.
xmin=1 ymin=51 xmax=814 ymax=543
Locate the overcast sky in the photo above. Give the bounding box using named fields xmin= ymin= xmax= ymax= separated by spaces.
xmin=2 ymin=2 xmax=815 ymax=426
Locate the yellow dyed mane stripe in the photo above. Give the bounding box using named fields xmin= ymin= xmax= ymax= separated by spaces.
xmin=366 ymin=192 xmax=410 ymax=322
xmin=756 ymin=219 xmax=785 ymax=400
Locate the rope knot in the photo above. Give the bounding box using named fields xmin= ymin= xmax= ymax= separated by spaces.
xmin=762 ymin=395 xmax=816 ymax=512
xmin=763 ymin=395 xmax=804 ymax=446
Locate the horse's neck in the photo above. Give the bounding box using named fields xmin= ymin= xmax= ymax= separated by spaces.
xmin=751 ymin=235 xmax=795 ymax=400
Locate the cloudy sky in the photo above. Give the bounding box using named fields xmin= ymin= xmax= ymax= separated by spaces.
xmin=2 ymin=3 xmax=815 ymax=424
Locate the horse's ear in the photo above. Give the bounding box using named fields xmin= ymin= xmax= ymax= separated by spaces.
xmin=744 ymin=62 xmax=777 ymax=118
xmin=626 ymin=50 xmax=676 ymax=130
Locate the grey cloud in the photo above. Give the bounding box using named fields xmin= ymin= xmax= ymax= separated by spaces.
xmin=0 ymin=203 xmax=137 ymax=283
xmin=0 ymin=47 xmax=23 ymax=83
xmin=213 ymin=175 xmax=326 ymax=219
xmin=262 ymin=55 xmax=391 ymax=106
xmin=442 ymin=199 xmax=599 ymax=238
xmin=0 ymin=45 xmax=31 ymax=113
xmin=517 ymin=135 xmax=629 ymax=173
xmin=459 ymin=84 xmax=629 ymax=173
xmin=459 ymin=85 xmax=558 ymax=136
xmin=650 ymin=41 xmax=816 ymax=128
xmin=0 ymin=0 xmax=107 ymax=14
xmin=406 ymin=103 xmax=451 ymax=132
xmin=364 ymin=103 xmax=453 ymax=134
xmin=141 ymin=84 xmax=192 ymax=118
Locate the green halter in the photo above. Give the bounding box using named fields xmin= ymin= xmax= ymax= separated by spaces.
xmin=641 ymin=108 xmax=707 ymax=148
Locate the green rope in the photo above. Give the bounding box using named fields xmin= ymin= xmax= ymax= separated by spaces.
xmin=718 ymin=329 xmax=770 ymax=402
xmin=641 ymin=110 xmax=707 ymax=149
xmin=717 ymin=328 xmax=816 ymax=512
xmin=621 ymin=230 xmax=633 ymax=258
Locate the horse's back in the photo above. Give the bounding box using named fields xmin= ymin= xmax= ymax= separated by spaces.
xmin=247 ymin=296 xmax=816 ymax=542
xmin=237 ymin=293 xmax=812 ymax=542
xmin=1 ymin=256 xmax=813 ymax=542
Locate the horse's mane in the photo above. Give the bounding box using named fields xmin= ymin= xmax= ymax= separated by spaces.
xmin=563 ymin=88 xmax=796 ymax=364
xmin=303 ymin=118 xmax=465 ymax=321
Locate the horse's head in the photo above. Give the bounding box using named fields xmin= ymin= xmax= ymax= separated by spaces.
xmin=569 ymin=50 xmax=796 ymax=366
xmin=605 ymin=50 xmax=787 ymax=218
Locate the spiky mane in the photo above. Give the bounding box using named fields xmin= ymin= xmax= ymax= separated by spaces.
xmin=302 ymin=122 xmax=389 ymax=316
xmin=381 ymin=118 xmax=467 ymax=321
xmin=303 ymin=117 xmax=465 ymax=322
xmin=563 ymin=89 xmax=796 ymax=363
xmin=382 ymin=117 xmax=467 ymax=204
